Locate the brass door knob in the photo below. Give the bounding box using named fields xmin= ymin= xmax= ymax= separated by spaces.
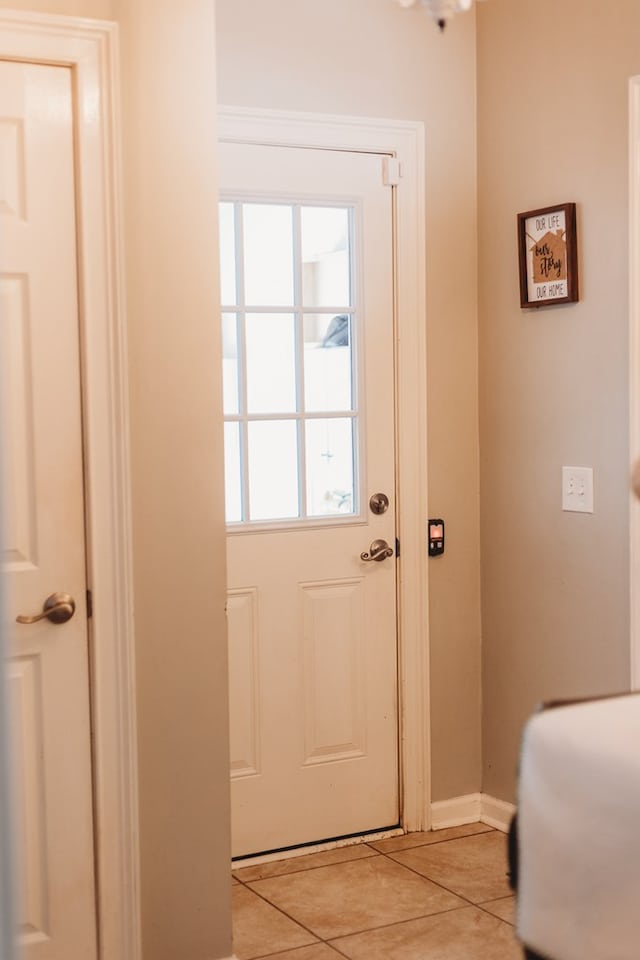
xmin=361 ymin=539 xmax=394 ymax=562
xmin=16 ymin=592 xmax=76 ymax=625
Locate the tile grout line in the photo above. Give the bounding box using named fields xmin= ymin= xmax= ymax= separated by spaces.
xmin=243 ymin=872 xmax=448 ymax=949
xmin=233 ymin=825 xmax=495 ymax=883
xmin=240 ymin=859 xmax=507 ymax=947
xmin=324 ymin=903 xmax=480 ymax=943
xmin=233 ymin=832 xmax=516 ymax=958
xmin=233 ymin=843 xmax=379 ymax=883
xmin=376 ymin=846 xmax=515 ymax=928
xmin=247 ymin=943 xmax=347 ymax=960
xmin=234 ymin=879 xmax=330 ymax=950
xmin=325 ymin=936 xmax=354 ymax=959
xmin=368 ymin=824 xmax=496 ymax=855
xmin=474 ymin=893 xmax=517 ymax=926
xmin=240 ymin=898 xmax=516 ymax=960
xmin=235 ymin=880 xmax=476 ymax=946
xmin=251 ymin=903 xmax=483 ymax=959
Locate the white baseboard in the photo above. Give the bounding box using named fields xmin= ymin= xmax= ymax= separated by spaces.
xmin=431 ymin=793 xmax=481 ymax=829
xmin=430 ymin=793 xmax=515 ymax=834
xmin=480 ymin=794 xmax=516 ymax=832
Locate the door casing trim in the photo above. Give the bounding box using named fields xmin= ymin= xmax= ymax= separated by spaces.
xmin=0 ymin=11 xmax=140 ymax=960
xmin=630 ymin=75 xmax=640 ymax=691
xmin=219 ymin=106 xmax=431 ymax=832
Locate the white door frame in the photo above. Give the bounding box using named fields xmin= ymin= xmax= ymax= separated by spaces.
xmin=0 ymin=11 xmax=140 ymax=960
xmin=219 ymin=107 xmax=431 ymax=833
xmin=630 ymin=76 xmax=640 ymax=691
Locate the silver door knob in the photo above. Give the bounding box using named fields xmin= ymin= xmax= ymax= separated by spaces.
xmin=361 ymin=539 xmax=394 ymax=562
xmin=369 ymin=492 xmax=390 ymax=515
xmin=16 ymin=592 xmax=76 ymax=625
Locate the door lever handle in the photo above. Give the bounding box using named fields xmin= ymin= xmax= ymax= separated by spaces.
xmin=16 ymin=592 xmax=76 ymax=625
xmin=361 ymin=539 xmax=394 ymax=562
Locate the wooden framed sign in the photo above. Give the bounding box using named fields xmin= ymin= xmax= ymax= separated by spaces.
xmin=517 ymin=202 xmax=578 ymax=308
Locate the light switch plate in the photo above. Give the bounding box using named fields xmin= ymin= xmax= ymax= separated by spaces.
xmin=562 ymin=466 xmax=594 ymax=513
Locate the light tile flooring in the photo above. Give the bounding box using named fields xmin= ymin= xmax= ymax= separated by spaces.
xmin=232 ymin=823 xmax=521 ymax=959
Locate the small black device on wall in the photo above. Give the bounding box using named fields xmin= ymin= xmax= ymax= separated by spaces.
xmin=428 ymin=519 xmax=445 ymax=557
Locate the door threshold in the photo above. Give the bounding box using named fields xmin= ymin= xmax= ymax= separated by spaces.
xmin=232 ymin=825 xmax=404 ymax=869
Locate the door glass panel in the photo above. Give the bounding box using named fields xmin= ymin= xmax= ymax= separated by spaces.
xmin=304 ymin=314 xmax=352 ymax=413
xmin=243 ymin=204 xmax=294 ymax=307
xmin=219 ymin=202 xmax=237 ymax=306
xmin=222 ymin=312 xmax=240 ymax=415
xmin=301 ymin=206 xmax=351 ymax=308
xmin=219 ymin=198 xmax=359 ymax=525
xmin=224 ymin=421 xmax=243 ymax=523
xmin=246 ymin=313 xmax=297 ymax=414
xmin=248 ymin=420 xmax=299 ymax=521
xmin=305 ymin=418 xmax=355 ymax=517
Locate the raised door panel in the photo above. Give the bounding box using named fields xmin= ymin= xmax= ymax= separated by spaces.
xmin=228 ymin=588 xmax=261 ymax=779
xmin=0 ymin=275 xmax=36 ymax=570
xmin=0 ymin=115 xmax=26 ymax=218
xmin=9 ymin=655 xmax=48 ymax=947
xmin=301 ymin=579 xmax=366 ymax=765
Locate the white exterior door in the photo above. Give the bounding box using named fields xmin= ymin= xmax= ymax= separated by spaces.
xmin=0 ymin=61 xmax=97 ymax=958
xmin=219 ymin=142 xmax=399 ymax=858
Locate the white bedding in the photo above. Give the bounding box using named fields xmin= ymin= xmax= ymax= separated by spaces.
xmin=517 ymin=693 xmax=640 ymax=960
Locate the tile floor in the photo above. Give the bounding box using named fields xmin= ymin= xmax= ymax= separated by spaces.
xmin=232 ymin=823 xmax=522 ymax=959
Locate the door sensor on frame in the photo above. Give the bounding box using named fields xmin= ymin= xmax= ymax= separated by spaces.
xmin=428 ymin=519 xmax=445 ymax=557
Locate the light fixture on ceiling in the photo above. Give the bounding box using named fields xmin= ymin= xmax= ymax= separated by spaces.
xmin=395 ymin=0 xmax=475 ymax=31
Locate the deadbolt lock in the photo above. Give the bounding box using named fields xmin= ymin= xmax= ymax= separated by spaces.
xmin=369 ymin=492 xmax=389 ymax=515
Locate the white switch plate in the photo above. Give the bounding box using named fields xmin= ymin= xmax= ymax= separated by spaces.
xmin=562 ymin=466 xmax=594 ymax=513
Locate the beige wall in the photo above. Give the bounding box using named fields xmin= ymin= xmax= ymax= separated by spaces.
xmin=216 ymin=0 xmax=482 ymax=803
xmin=3 ymin=2 xmax=233 ymax=958
xmin=114 ymin=2 xmax=232 ymax=957
xmin=477 ymin=0 xmax=638 ymax=802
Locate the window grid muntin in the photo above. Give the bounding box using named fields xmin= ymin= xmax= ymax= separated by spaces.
xmin=293 ymin=204 xmax=307 ymax=519
xmin=233 ymin=203 xmax=251 ymax=522
xmin=221 ymin=198 xmax=359 ymax=527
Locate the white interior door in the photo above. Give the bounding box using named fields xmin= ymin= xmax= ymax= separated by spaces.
xmin=0 ymin=60 xmax=97 ymax=958
xmin=219 ymin=141 xmax=399 ymax=858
